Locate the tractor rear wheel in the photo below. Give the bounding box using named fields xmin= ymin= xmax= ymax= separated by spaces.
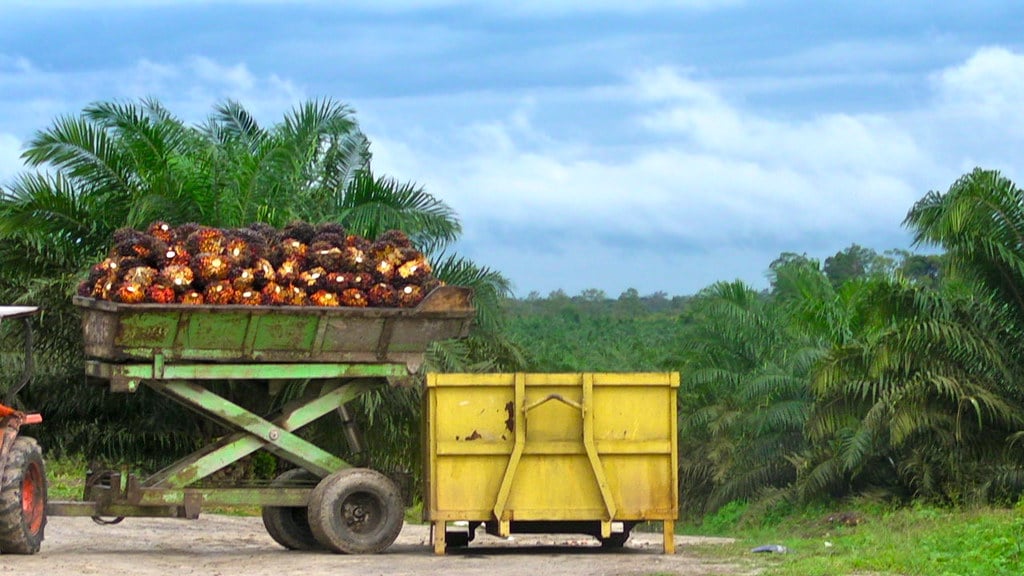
xmin=308 ymin=468 xmax=403 ymax=554
xmin=261 ymin=468 xmax=322 ymax=551
xmin=0 ymin=437 xmax=46 ymax=554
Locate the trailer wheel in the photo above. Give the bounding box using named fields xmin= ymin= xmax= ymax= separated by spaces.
xmin=0 ymin=437 xmax=46 ymax=554
xmin=308 ymin=468 xmax=403 ymax=554
xmin=261 ymin=468 xmax=322 ymax=551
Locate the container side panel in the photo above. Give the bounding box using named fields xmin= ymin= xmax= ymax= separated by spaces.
xmin=321 ymin=317 xmax=384 ymax=353
xmin=604 ymin=455 xmax=676 ymax=517
xmin=593 ymin=387 xmax=674 ymax=442
xmin=251 ymin=315 xmax=319 ymax=352
xmin=182 ymin=312 xmax=249 ymax=352
xmin=504 ymin=455 xmax=604 ymax=519
xmin=117 ymin=312 xmax=178 ymax=350
xmin=434 ymin=456 xmax=508 ymax=515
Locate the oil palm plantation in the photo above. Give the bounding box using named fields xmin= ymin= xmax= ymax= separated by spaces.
xmin=0 ymin=97 xmax=520 ymax=468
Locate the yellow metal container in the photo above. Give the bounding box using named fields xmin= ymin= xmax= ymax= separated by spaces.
xmin=424 ymin=372 xmax=679 ymax=554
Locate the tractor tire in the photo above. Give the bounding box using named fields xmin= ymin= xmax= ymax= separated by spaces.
xmin=0 ymin=437 xmax=46 ymax=554
xmin=308 ymin=468 xmax=403 ymax=554
xmin=261 ymin=469 xmax=322 ymax=551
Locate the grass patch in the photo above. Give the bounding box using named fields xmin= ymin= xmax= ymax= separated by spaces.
xmin=683 ymin=500 xmax=1024 ymax=576
xmin=46 ymin=454 xmax=88 ymax=501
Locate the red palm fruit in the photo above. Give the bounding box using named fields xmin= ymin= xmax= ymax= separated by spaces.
xmin=146 ymin=284 xmax=176 ymax=304
xmin=280 ymin=221 xmax=316 ymax=245
xmin=234 ymin=289 xmax=264 ymax=306
xmin=350 ymin=272 xmax=373 ymax=291
xmin=113 ymin=282 xmax=146 ymax=304
xmin=312 ymin=231 xmax=345 ymax=249
xmin=285 ymin=285 xmax=308 ymax=306
xmin=91 ymin=257 xmax=120 ymax=275
xmin=374 ymin=259 xmax=396 ymax=283
xmin=233 ymin=228 xmax=268 ymax=259
xmin=339 ymin=288 xmax=368 ymax=307
xmin=162 ymin=244 xmax=191 ymax=267
xmin=275 ymin=257 xmax=303 ymax=284
xmin=193 ymin=253 xmax=231 ymax=284
xmin=160 ymin=265 xmax=194 ymax=291
xmin=82 ymin=267 xmax=108 ymax=294
xmin=110 ymin=228 xmax=147 ymax=257
xmin=204 ymin=281 xmax=235 ymax=305
xmin=280 ymin=238 xmax=307 ymax=259
xmin=397 ymin=252 xmax=432 ymax=284
xmin=398 ymin=284 xmax=424 ymax=307
xmin=232 ymin=268 xmax=256 ymax=291
xmin=225 ymin=237 xmax=255 ymax=268
xmin=367 ymin=283 xmax=398 ymax=307
xmin=123 ymin=266 xmax=158 ymax=288
xmin=187 ymin=227 xmax=225 ymax=255
xmin=146 ymin=221 xmax=175 ymax=244
xmin=310 ymin=290 xmax=340 ymax=307
xmin=261 ymin=282 xmax=287 ymax=305
xmin=371 ymin=241 xmax=404 ymax=268
xmin=247 ymin=222 xmax=277 ymax=242
xmin=299 ymin=267 xmax=327 ymax=293
xmin=310 ymin=242 xmax=344 ymax=271
xmin=179 ymin=290 xmax=205 ymax=305
xmin=342 ymin=246 xmax=369 ymax=272
xmin=112 ymin=232 xmax=166 ymax=266
xmin=344 ymin=234 xmax=371 ymax=251
xmin=324 ymin=272 xmax=351 ymax=293
xmin=173 ymin=222 xmax=201 ymax=244
xmin=315 ymin=222 xmax=346 ymax=239
xmin=115 ymin=256 xmax=145 ymax=271
xmin=376 ymin=230 xmax=413 ymax=249
xmin=91 ymin=273 xmax=117 ymax=300
xmin=253 ymin=258 xmax=276 ymax=287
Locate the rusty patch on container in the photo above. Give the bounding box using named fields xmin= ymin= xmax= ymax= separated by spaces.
xmin=504 ymin=401 xmax=515 ymax=433
xmin=466 ymin=430 xmax=481 ymax=441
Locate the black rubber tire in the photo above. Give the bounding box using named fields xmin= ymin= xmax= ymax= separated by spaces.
xmin=261 ymin=469 xmax=322 ymax=551
xmin=308 ymin=468 xmax=404 ymax=554
xmin=0 ymin=437 xmax=46 ymax=554
xmin=599 ymin=529 xmax=631 ymax=549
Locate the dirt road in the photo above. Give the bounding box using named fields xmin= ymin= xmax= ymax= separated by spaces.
xmin=0 ymin=515 xmax=746 ymax=575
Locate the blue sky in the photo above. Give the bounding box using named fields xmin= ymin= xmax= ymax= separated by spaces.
xmin=2 ymin=1 xmax=1023 ymax=297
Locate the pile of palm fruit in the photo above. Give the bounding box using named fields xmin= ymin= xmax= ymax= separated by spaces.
xmin=77 ymin=221 xmax=439 ymax=308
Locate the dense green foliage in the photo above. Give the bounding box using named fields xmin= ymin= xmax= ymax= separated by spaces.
xmin=508 ymin=170 xmax=1024 ymax=516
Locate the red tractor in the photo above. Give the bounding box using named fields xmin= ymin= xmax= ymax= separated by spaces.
xmin=0 ymin=307 xmax=46 ymax=554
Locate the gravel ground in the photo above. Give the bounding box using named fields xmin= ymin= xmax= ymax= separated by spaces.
xmin=0 ymin=515 xmax=747 ymax=575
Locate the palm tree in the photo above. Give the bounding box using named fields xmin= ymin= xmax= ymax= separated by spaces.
xmin=678 ymin=277 xmax=816 ymax=516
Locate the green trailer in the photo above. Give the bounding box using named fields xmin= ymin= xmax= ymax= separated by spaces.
xmin=46 ymin=286 xmax=475 ymax=554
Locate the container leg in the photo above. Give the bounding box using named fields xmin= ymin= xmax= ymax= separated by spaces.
xmin=663 ymin=520 xmax=675 ymax=554
xmin=433 ymin=521 xmax=446 ymax=555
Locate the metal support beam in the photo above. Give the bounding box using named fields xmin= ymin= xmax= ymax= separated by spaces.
xmin=144 ymin=381 xmax=374 ymax=488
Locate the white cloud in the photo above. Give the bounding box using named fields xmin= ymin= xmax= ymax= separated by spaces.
xmin=373 ymin=66 xmax=928 ymax=254
xmin=933 ymin=46 xmax=1024 ymax=134
xmin=368 ymin=47 xmax=1024 ymax=293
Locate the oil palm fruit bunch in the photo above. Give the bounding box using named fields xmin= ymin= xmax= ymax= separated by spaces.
xmin=310 ymin=290 xmax=340 ymax=307
xmin=82 ymin=222 xmax=443 ymax=307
